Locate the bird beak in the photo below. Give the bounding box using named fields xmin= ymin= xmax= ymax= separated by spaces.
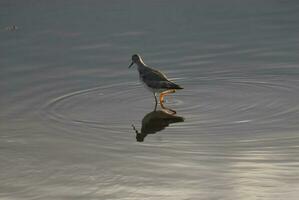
xmin=128 ymin=62 xmax=134 ymax=68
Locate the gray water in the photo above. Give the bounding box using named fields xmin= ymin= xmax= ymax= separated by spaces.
xmin=1 ymin=1 xmax=299 ymax=199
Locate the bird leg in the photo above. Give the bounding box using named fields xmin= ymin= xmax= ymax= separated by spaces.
xmin=162 ymin=107 xmax=177 ymax=115
xmin=153 ymin=92 xmax=158 ymax=111
xmin=159 ymin=89 xmax=176 ymax=105
xmin=158 ymin=90 xmax=177 ymax=115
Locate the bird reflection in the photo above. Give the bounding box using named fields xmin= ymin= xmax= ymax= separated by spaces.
xmin=132 ymin=109 xmax=184 ymax=142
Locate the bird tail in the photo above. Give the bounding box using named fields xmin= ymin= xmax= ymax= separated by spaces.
xmin=169 ymin=82 xmax=183 ymax=89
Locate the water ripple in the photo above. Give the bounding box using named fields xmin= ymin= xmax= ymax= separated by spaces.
xmin=37 ymin=72 xmax=299 ymax=144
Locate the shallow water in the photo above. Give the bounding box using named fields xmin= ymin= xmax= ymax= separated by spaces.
xmin=1 ymin=1 xmax=299 ymax=199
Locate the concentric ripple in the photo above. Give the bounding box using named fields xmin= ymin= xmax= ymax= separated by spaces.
xmin=40 ymin=82 xmax=147 ymax=133
xmin=39 ymin=74 xmax=299 ymax=140
xmin=177 ymin=76 xmax=299 ymax=135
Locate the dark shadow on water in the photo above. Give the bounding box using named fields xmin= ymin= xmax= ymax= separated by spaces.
xmin=132 ymin=109 xmax=184 ymax=142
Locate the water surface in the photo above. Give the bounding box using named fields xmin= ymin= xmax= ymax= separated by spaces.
xmin=1 ymin=1 xmax=299 ymax=199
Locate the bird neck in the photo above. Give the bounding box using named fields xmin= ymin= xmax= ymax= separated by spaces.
xmin=136 ymin=58 xmax=147 ymax=68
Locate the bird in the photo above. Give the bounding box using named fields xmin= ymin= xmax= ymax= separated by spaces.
xmin=129 ymin=54 xmax=183 ymax=111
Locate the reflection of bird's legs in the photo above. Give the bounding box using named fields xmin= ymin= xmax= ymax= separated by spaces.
xmin=153 ymin=92 xmax=158 ymax=111
xmin=161 ymin=104 xmax=177 ymax=115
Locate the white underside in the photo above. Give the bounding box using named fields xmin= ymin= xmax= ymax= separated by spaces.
xmin=138 ymin=70 xmax=170 ymax=94
xmin=140 ymin=80 xmax=168 ymax=94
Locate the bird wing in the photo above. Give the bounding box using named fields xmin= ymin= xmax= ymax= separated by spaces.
xmin=141 ymin=68 xmax=182 ymax=89
xmin=141 ymin=67 xmax=169 ymax=82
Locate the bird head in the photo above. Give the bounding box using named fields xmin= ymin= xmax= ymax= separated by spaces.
xmin=129 ymin=54 xmax=141 ymax=68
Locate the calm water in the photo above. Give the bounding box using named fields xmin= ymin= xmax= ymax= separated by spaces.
xmin=1 ymin=1 xmax=299 ymax=199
